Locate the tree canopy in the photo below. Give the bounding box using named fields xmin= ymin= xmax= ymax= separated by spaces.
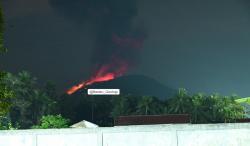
xmin=3 ymin=71 xmax=57 ymax=128
xmin=0 ymin=5 xmax=13 ymax=118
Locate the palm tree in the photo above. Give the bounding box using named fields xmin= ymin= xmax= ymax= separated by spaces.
xmin=136 ymin=96 xmax=154 ymax=115
xmin=168 ymin=88 xmax=192 ymax=114
xmin=136 ymin=96 xmax=163 ymax=115
xmin=190 ymin=93 xmax=205 ymax=123
xmin=111 ymin=95 xmax=132 ymax=118
xmin=3 ymin=71 xmax=55 ymax=128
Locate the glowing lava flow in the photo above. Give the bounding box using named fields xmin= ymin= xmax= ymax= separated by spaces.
xmin=66 ymin=73 xmax=115 ymax=95
xmin=67 ymin=62 xmax=128 ymax=95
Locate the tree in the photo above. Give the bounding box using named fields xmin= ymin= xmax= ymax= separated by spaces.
xmin=136 ymin=96 xmax=163 ymax=115
xmin=168 ymin=88 xmax=192 ymax=114
xmin=190 ymin=93 xmax=206 ymax=123
xmin=166 ymin=89 xmax=245 ymax=123
xmin=43 ymin=81 xmax=58 ymax=114
xmin=0 ymin=6 xmax=13 ymax=118
xmin=3 ymin=71 xmax=56 ymax=128
xmin=219 ymin=96 xmax=245 ymax=123
xmin=111 ymin=95 xmax=133 ymax=118
xmin=111 ymin=95 xmax=140 ymax=119
xmin=189 ymin=94 xmax=245 ymax=123
xmin=0 ymin=72 xmax=14 ymax=117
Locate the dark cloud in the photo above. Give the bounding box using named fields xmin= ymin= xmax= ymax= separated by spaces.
xmin=49 ymin=0 xmax=146 ymax=74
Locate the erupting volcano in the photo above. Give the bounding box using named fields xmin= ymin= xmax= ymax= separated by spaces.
xmin=63 ymin=0 xmax=146 ymax=95
xmin=67 ymin=34 xmax=145 ymax=95
xmin=67 ymin=33 xmax=145 ymax=95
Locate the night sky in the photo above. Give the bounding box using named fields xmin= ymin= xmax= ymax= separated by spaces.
xmin=1 ymin=0 xmax=250 ymax=96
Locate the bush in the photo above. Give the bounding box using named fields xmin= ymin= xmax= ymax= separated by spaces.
xmin=32 ymin=115 xmax=70 ymax=129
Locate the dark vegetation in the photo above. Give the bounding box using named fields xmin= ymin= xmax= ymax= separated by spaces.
xmin=60 ymin=88 xmax=245 ymax=126
xmin=0 ymin=70 xmax=246 ymax=129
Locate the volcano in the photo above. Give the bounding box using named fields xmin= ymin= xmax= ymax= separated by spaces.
xmin=59 ymin=75 xmax=176 ymax=125
xmin=70 ymin=75 xmax=176 ymax=99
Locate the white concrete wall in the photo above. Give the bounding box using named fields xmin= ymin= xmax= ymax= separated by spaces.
xmin=0 ymin=123 xmax=250 ymax=146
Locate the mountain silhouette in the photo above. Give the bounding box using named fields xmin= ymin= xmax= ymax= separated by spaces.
xmin=76 ymin=74 xmax=176 ymax=99
xmin=59 ymin=75 xmax=176 ymax=125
